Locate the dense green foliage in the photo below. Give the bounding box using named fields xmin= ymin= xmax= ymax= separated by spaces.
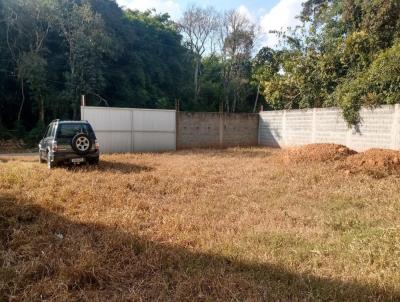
xmin=0 ymin=0 xmax=195 ymax=138
xmin=259 ymin=0 xmax=400 ymax=125
xmin=0 ymin=0 xmax=261 ymax=142
xmin=2 ymin=0 xmax=399 ymax=142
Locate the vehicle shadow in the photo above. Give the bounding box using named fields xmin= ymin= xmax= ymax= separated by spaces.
xmin=65 ymin=160 xmax=153 ymax=174
xmin=1 ymin=194 xmax=398 ymax=301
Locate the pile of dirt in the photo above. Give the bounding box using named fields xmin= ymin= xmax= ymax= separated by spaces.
xmin=343 ymin=148 xmax=400 ymax=177
xmin=283 ymin=143 xmax=357 ymax=163
xmin=0 ymin=139 xmax=26 ymax=153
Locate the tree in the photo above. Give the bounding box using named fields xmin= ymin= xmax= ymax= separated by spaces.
xmin=54 ymin=0 xmax=111 ymax=119
xmin=335 ymin=40 xmax=400 ymax=125
xmin=118 ymin=9 xmax=192 ymax=110
xmin=0 ymin=1 xmax=260 ymax=137
xmin=3 ymin=0 xmax=53 ymax=123
xmin=220 ymin=9 xmax=255 ymax=112
xmin=179 ymin=5 xmax=219 ymax=104
xmin=196 ymin=54 xmax=224 ymax=111
xmin=251 ymin=47 xmax=279 ymax=112
xmin=259 ymin=0 xmax=400 ymax=125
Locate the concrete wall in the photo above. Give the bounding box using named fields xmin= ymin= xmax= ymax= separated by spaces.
xmin=259 ymin=105 xmax=400 ymax=151
xmin=178 ymin=112 xmax=259 ymax=149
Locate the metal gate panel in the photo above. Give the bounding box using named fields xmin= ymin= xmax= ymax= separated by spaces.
xmin=81 ymin=106 xmax=176 ymax=153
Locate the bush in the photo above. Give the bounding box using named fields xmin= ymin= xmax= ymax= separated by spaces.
xmin=0 ymin=123 xmax=13 ymax=140
xmin=335 ymin=40 xmax=400 ymax=125
xmin=13 ymin=121 xmax=26 ymax=139
xmin=25 ymin=121 xmax=46 ymax=147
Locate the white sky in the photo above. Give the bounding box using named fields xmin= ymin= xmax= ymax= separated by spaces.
xmin=116 ymin=0 xmax=303 ymax=49
xmin=259 ymin=0 xmax=303 ymax=48
xmin=117 ymin=0 xmax=183 ymax=19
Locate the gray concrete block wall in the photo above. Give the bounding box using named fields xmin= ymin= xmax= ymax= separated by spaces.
xmin=177 ymin=112 xmax=259 ymax=149
xmin=285 ymin=109 xmax=313 ymax=145
xmin=259 ymin=111 xmax=283 ymax=147
xmin=313 ymin=108 xmax=348 ymax=145
xmin=348 ymin=106 xmax=394 ymax=150
xmin=259 ymin=105 xmax=400 ymax=152
xmin=223 ymin=113 xmax=259 ymax=146
xmin=177 ymin=112 xmax=220 ymax=148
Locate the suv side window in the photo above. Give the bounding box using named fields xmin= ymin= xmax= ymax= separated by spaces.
xmin=49 ymin=123 xmax=57 ymax=138
xmin=46 ymin=123 xmax=54 ymax=138
xmin=43 ymin=125 xmax=50 ymax=138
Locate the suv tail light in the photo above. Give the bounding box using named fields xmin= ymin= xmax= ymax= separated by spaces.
xmin=95 ymin=140 xmax=100 ymax=150
xmin=51 ymin=141 xmax=58 ymax=152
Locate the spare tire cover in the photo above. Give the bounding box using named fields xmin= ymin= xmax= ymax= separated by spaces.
xmin=71 ymin=133 xmax=92 ymax=155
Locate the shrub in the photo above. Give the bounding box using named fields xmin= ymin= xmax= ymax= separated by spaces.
xmin=25 ymin=121 xmax=46 ymax=146
xmin=0 ymin=123 xmax=13 ymax=140
xmin=336 ymin=40 xmax=400 ymax=125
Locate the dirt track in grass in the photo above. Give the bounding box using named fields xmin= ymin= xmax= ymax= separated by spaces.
xmin=1 ymin=147 xmax=400 ymax=301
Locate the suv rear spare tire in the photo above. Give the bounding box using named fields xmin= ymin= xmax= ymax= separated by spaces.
xmin=71 ymin=133 xmax=92 ymax=155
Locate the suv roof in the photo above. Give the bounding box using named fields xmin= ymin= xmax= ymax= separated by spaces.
xmin=51 ymin=120 xmax=89 ymax=124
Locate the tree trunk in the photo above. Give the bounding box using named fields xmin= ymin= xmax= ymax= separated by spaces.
xmin=39 ymin=96 xmax=45 ymax=122
xmin=194 ymin=58 xmax=200 ymax=103
xmin=223 ymin=68 xmax=230 ymax=113
xmin=253 ymin=82 xmax=260 ymax=113
xmin=17 ymin=79 xmax=25 ymax=121
xmin=225 ymin=95 xmax=230 ymax=113
xmin=232 ymin=92 xmax=237 ymax=113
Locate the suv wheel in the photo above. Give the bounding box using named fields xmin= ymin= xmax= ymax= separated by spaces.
xmin=47 ymin=153 xmax=56 ymax=169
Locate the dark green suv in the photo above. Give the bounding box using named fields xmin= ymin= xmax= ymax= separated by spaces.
xmin=39 ymin=120 xmax=100 ymax=169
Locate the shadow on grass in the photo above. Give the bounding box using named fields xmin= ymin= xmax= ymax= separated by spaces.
xmin=175 ymin=147 xmax=277 ymax=159
xmin=65 ymin=160 xmax=153 ymax=174
xmin=0 ymin=156 xmax=37 ymax=163
xmin=1 ymin=194 xmax=398 ymax=301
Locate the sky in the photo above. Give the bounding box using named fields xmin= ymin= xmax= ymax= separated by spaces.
xmin=116 ymin=0 xmax=304 ymax=48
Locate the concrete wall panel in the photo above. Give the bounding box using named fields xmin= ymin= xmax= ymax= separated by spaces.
xmin=259 ymin=105 xmax=400 ymax=152
xmin=81 ymin=106 xmax=176 ymax=153
xmin=177 ymin=112 xmax=259 ymax=149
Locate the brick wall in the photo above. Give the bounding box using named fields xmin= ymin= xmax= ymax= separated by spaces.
xmin=177 ymin=112 xmax=259 ymax=149
xmin=259 ymin=105 xmax=400 ymax=151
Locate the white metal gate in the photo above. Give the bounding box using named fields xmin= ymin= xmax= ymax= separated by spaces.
xmin=81 ymin=106 xmax=176 ymax=153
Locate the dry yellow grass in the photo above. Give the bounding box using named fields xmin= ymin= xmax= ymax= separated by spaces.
xmin=1 ymin=147 xmax=400 ymax=301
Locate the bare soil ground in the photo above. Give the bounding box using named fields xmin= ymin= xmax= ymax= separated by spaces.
xmin=342 ymin=148 xmax=400 ymax=178
xmin=1 ymin=147 xmax=400 ymax=301
xmin=283 ymin=143 xmax=357 ymax=163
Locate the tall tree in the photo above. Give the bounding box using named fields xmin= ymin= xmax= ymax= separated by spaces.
xmin=220 ymin=9 xmax=255 ymax=112
xmin=179 ymin=5 xmax=219 ymax=104
xmin=54 ymin=0 xmax=111 ymax=119
xmin=251 ymin=47 xmax=279 ymax=112
xmin=0 ymin=1 xmax=260 ymax=138
xmin=260 ymin=0 xmax=400 ymax=125
xmin=3 ymin=0 xmax=53 ymax=123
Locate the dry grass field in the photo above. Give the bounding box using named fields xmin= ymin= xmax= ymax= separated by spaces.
xmin=1 ymin=147 xmax=400 ymax=301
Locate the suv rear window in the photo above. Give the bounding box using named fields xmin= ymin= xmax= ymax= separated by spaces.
xmin=57 ymin=123 xmax=94 ymax=139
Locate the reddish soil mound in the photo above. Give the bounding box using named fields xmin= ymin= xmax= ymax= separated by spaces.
xmin=344 ymin=149 xmax=400 ymax=177
xmin=283 ymin=144 xmax=357 ymax=163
